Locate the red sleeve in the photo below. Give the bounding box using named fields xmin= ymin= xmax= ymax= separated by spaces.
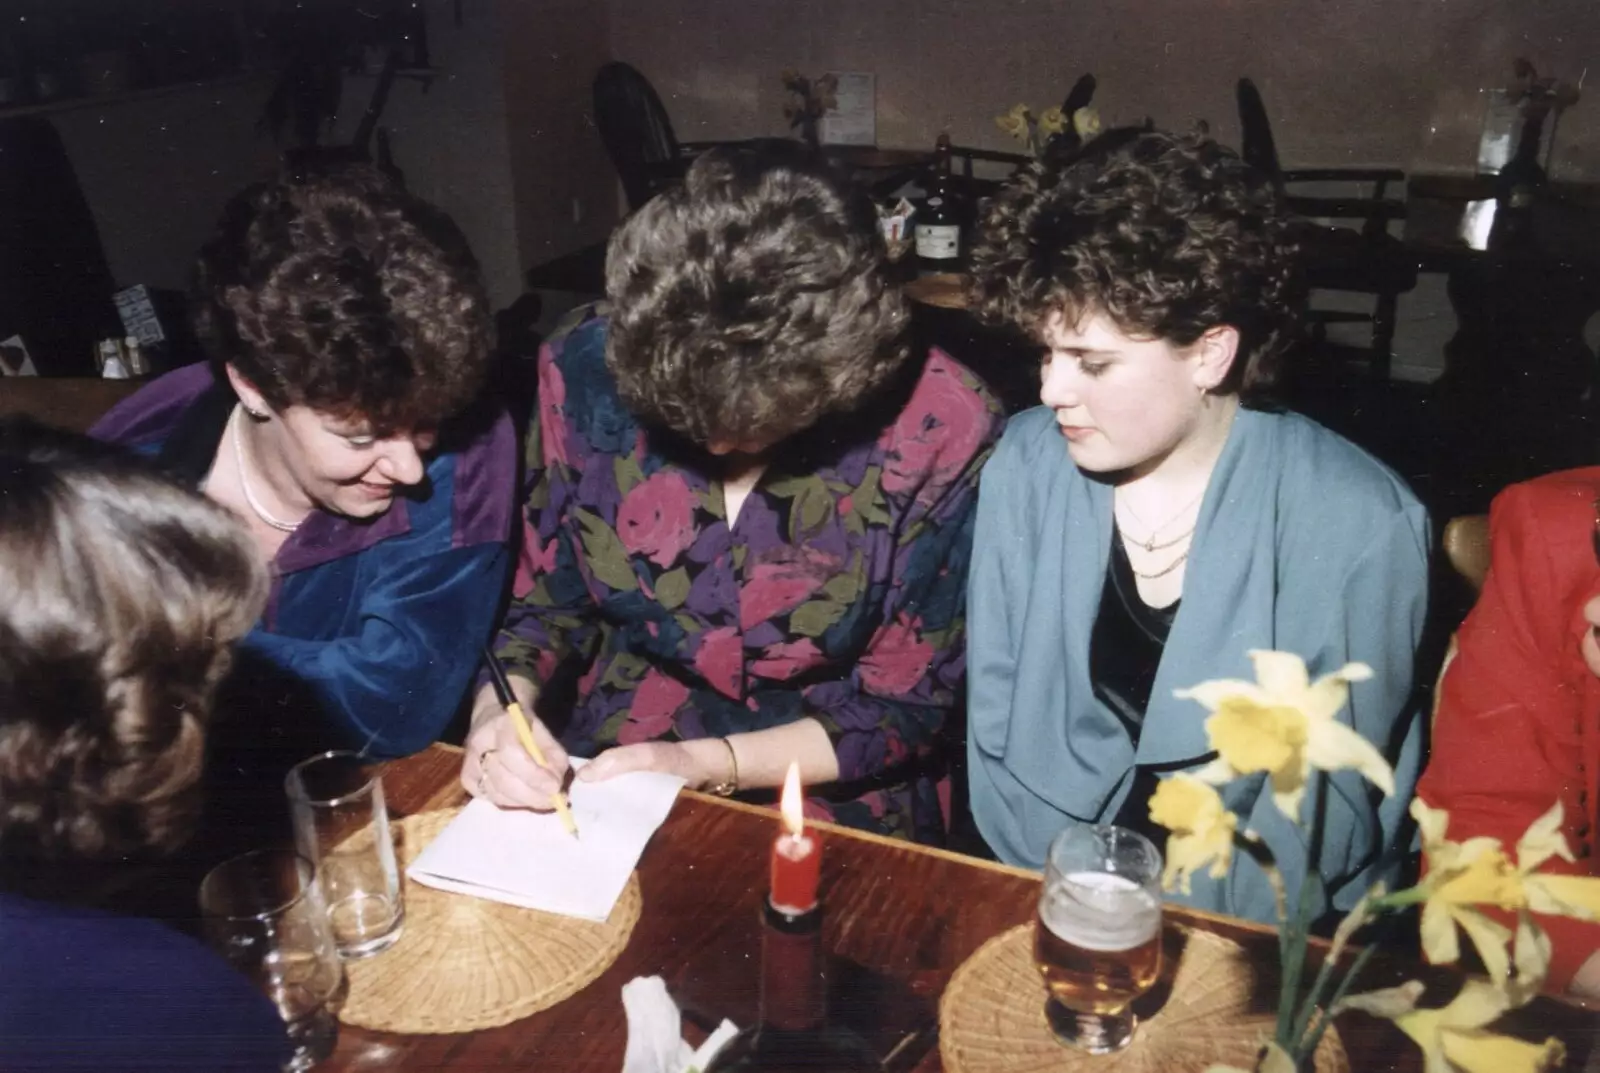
xmin=1418 ymin=471 xmax=1600 ymax=989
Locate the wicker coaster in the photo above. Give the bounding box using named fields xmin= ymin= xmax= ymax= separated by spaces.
xmin=940 ymin=923 xmax=1349 ymax=1073
xmin=336 ymin=809 xmax=642 ymax=1034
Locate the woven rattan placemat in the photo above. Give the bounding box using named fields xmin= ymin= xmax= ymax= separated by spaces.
xmin=940 ymin=922 xmax=1348 ymax=1073
xmin=336 ymin=808 xmax=641 ymax=1034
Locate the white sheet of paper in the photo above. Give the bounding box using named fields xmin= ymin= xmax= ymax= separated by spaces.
xmin=407 ymin=760 xmax=685 ymax=921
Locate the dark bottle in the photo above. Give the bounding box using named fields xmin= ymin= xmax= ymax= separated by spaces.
xmin=914 ymin=133 xmax=964 ymax=278
xmin=703 ymin=901 xmax=878 ymax=1072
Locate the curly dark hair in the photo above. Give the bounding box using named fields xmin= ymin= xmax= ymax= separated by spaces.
xmin=193 ymin=163 xmax=493 ymax=432
xmin=0 ymin=420 xmax=266 ymax=863
xmin=968 ymin=128 xmax=1300 ymax=403
xmin=603 ymin=145 xmax=911 ymax=447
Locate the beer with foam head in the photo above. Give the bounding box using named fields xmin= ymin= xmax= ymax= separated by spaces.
xmin=1034 ymin=871 xmax=1162 ymax=1015
xmin=1035 ymin=826 xmax=1165 ymax=1053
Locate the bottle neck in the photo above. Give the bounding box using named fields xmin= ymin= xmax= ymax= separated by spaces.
xmin=758 ymin=899 xmax=826 ymax=1033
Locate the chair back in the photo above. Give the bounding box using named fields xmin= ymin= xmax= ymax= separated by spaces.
xmin=1443 ymin=514 xmax=1491 ymax=594
xmin=593 ymin=62 xmax=684 ymax=210
xmin=1236 ymin=78 xmax=1283 ymax=191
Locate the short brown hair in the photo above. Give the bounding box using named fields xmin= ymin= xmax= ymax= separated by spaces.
xmin=0 ymin=420 xmax=267 ymax=862
xmin=193 ymin=163 xmax=493 ymax=431
xmin=604 ymin=145 xmax=911 ymax=446
xmin=968 ymin=128 xmax=1300 ymax=403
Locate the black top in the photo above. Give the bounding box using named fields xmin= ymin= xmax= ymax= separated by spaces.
xmin=1090 ymin=529 xmax=1179 ymax=845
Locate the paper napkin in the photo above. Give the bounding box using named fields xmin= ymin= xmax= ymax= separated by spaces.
xmin=407 ymin=759 xmax=684 ymax=921
xmin=621 ymin=976 xmax=740 ymax=1073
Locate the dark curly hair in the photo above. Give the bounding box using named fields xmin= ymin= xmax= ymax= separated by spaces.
xmin=968 ymin=128 xmax=1300 ymax=403
xmin=603 ymin=145 xmax=911 ymax=447
xmin=0 ymin=420 xmax=266 ymax=864
xmin=193 ymin=163 xmax=493 ymax=432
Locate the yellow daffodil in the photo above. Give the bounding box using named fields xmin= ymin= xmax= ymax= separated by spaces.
xmin=1037 ymin=106 xmax=1066 ymax=136
xmin=1176 ymin=650 xmax=1393 ymax=822
xmin=995 ymin=103 xmax=1031 ymax=142
xmin=1412 ymin=799 xmax=1600 ymax=986
xmin=1148 ymin=774 xmax=1237 ymax=893
xmin=1344 ymin=980 xmax=1564 ymax=1073
xmin=1072 ymin=106 xmax=1102 ymax=139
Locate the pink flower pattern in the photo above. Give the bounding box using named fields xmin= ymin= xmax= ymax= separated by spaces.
xmin=492 ymin=318 xmax=1003 ymax=842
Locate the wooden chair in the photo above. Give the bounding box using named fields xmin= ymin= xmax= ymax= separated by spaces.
xmin=1236 ymin=78 xmax=1418 ymax=379
xmin=592 ymin=62 xmax=736 ymax=211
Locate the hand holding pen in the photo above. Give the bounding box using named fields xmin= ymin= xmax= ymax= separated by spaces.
xmin=472 ymin=647 xmax=579 ymax=838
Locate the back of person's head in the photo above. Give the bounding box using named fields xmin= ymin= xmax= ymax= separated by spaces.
xmin=0 ymin=420 xmax=267 ymax=863
xmin=968 ymin=127 xmax=1299 ymax=404
xmin=193 ymin=162 xmax=494 ymax=433
xmin=604 ymin=144 xmax=911 ymax=448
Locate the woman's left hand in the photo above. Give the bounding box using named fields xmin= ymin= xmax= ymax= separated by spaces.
xmin=577 ymin=740 xmax=718 ymax=790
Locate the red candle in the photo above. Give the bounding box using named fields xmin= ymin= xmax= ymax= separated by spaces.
xmin=770 ymin=761 xmax=822 ymax=914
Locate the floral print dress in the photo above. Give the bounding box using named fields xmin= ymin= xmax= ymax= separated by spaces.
xmin=494 ymin=313 xmax=1004 ymax=841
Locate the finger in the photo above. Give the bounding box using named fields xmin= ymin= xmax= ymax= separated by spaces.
xmin=517 ymin=708 xmax=571 ymax=778
xmin=469 ymin=682 xmax=503 ymax=732
xmin=461 ymin=716 xmax=500 ymax=797
xmin=484 ymin=748 xmax=562 ymax=810
xmin=491 ymin=717 xmax=565 ymax=804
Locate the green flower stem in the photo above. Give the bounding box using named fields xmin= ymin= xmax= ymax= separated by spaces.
xmin=1277 ymin=774 xmax=1330 ymax=1051
xmin=1289 ymin=889 xmax=1387 ymax=1050
xmin=1301 ymin=938 xmax=1381 ymax=1061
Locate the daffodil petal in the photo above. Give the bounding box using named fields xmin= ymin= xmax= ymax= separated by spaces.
xmin=1516 ymin=801 xmax=1574 ymax=874
xmin=1507 ymin=912 xmax=1552 ymax=1006
xmin=1270 ymin=780 xmax=1306 ymax=823
xmin=1440 ymin=1029 xmax=1566 ymax=1073
xmin=1525 ymin=874 xmax=1600 ymax=921
xmin=1333 ymin=980 xmax=1426 ymax=1019
xmin=1305 ymin=718 xmax=1396 ymax=795
xmin=1192 ymin=757 xmax=1238 ymax=785
xmin=1174 ymin=679 xmax=1273 ymax=710
xmin=1455 ymin=908 xmax=1515 ymax=984
xmin=1419 ymin=900 xmax=1462 ymax=966
xmin=1248 ymin=649 xmax=1312 ymax=695
xmin=1412 ymin=799 xmax=1451 ymax=845
xmin=1392 ymin=1006 xmax=1451 ymax=1073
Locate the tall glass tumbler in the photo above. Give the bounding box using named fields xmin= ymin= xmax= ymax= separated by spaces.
xmin=286 ymin=751 xmax=404 ymax=959
xmin=200 ymin=849 xmax=346 ymax=1072
xmin=1034 ymin=824 xmax=1164 ymax=1053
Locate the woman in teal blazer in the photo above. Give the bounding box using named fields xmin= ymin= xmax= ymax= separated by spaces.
xmin=962 ymin=129 xmax=1429 ymax=925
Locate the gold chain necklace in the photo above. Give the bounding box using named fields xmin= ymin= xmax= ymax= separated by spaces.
xmin=1117 ymin=484 xmax=1208 ymax=553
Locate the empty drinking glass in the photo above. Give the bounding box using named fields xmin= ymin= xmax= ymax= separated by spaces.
xmin=286 ymin=751 xmax=405 ymax=959
xmin=200 ymin=849 xmax=346 ymax=1072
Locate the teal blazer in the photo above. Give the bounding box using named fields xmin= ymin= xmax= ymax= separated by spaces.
xmin=966 ymin=406 xmax=1430 ymax=924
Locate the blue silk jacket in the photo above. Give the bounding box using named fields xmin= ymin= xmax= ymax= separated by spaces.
xmin=93 ymin=364 xmax=516 ymax=757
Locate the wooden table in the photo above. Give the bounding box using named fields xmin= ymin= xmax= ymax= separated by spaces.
xmin=324 ymin=745 xmax=1599 ymax=1071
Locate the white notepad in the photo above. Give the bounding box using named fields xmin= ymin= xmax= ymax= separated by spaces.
xmin=407 ymin=760 xmax=685 ymax=921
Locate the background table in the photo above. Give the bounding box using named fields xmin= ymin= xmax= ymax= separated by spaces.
xmin=324 ymin=745 xmax=1600 ymax=1071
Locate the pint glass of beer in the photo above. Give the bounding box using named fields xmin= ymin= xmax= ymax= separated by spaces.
xmin=1034 ymin=824 xmax=1163 ymax=1053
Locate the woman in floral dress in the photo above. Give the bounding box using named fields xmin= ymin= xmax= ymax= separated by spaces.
xmin=463 ymin=147 xmax=1004 ymax=841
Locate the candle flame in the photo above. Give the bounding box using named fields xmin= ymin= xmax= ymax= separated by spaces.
xmin=780 ymin=761 xmax=804 ymax=837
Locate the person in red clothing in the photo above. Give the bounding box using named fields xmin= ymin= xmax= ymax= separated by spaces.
xmin=1418 ymin=467 xmax=1600 ymax=998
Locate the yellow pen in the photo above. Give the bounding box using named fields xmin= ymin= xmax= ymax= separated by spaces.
xmin=482 ymin=646 xmax=578 ymax=838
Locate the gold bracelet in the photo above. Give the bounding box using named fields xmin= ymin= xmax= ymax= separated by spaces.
xmin=707 ymin=737 xmax=739 ymax=797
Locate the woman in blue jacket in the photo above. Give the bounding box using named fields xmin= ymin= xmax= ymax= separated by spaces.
xmin=963 ymin=130 xmax=1429 ymax=925
xmin=95 ymin=165 xmax=515 ymax=761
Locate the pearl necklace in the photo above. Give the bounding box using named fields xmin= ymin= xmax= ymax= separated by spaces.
xmin=231 ymin=406 xmax=303 ymax=533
